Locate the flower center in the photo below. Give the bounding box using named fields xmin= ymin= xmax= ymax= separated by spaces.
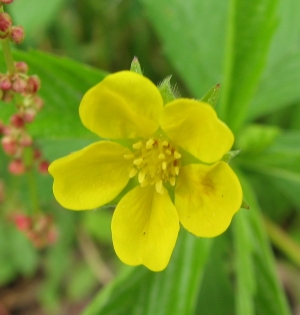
xmin=124 ymin=138 xmax=181 ymax=194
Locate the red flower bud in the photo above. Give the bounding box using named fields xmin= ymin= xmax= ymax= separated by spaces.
xmin=33 ymin=96 xmax=44 ymax=111
xmin=1 ymin=0 xmax=14 ymax=3
xmin=1 ymin=136 xmax=17 ymax=155
xmin=10 ymin=113 xmax=25 ymax=128
xmin=19 ymin=133 xmax=32 ymax=147
xmin=23 ymin=108 xmax=36 ymax=123
xmin=15 ymin=61 xmax=28 ymax=74
xmin=0 ymin=76 xmax=12 ymax=90
xmin=33 ymin=148 xmax=42 ymax=160
xmin=0 ymin=12 xmax=12 ymax=39
xmin=12 ymin=214 xmax=32 ymax=231
xmin=10 ymin=25 xmax=25 ymax=44
xmin=39 ymin=160 xmax=49 ymax=174
xmin=8 ymin=159 xmax=26 ymax=175
xmin=12 ymin=77 xmax=27 ymax=93
xmin=27 ymin=75 xmax=40 ymax=94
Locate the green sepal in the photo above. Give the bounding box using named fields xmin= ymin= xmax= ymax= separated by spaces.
xmin=200 ymin=83 xmax=220 ymax=107
xmin=221 ymin=150 xmax=241 ymax=163
xmin=130 ymin=57 xmax=143 ymax=75
xmin=158 ymin=75 xmax=178 ymax=105
xmin=241 ymin=199 xmax=250 ymax=209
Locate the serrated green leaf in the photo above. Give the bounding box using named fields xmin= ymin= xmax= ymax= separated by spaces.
xmin=82 ymin=230 xmax=212 ymax=315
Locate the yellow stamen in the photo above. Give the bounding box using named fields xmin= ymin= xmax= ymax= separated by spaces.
xmin=129 ymin=168 xmax=138 ymax=178
xmin=169 ymin=176 xmax=176 ymax=186
xmin=133 ymin=157 xmax=143 ymax=166
xmin=133 ymin=141 xmax=142 ymax=149
xmin=155 ymin=180 xmax=163 ymax=194
xmin=162 ymin=141 xmax=169 ymax=147
xmin=174 ymin=151 xmax=181 ymax=159
xmin=158 ymin=153 xmax=165 ymax=160
xmin=166 ymin=149 xmax=172 ymax=155
xmin=162 ymin=161 xmax=167 ymax=170
xmin=138 ymin=171 xmax=146 ymax=183
xmin=146 ymin=138 xmax=155 ymax=149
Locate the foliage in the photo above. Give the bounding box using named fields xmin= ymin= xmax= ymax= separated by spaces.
xmin=1 ymin=0 xmax=300 ymax=314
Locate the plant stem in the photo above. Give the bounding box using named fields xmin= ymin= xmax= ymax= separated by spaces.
xmin=0 ymin=5 xmax=16 ymax=75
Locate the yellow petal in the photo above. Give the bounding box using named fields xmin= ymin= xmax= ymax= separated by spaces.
xmin=112 ymin=185 xmax=179 ymax=271
xmin=48 ymin=141 xmax=132 ymax=210
xmin=80 ymin=71 xmax=163 ymax=139
xmin=175 ymin=162 xmax=242 ymax=237
xmin=160 ymin=99 xmax=234 ymax=163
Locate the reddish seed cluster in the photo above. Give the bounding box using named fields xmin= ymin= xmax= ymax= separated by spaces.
xmin=10 ymin=213 xmax=58 ymax=248
xmin=0 ymin=7 xmax=24 ymax=44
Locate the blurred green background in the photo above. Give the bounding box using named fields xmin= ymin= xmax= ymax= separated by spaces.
xmin=0 ymin=0 xmax=300 ymax=314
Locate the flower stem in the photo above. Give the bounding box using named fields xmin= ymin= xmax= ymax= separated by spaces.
xmin=0 ymin=5 xmax=16 ymax=75
xmin=27 ymin=166 xmax=41 ymax=217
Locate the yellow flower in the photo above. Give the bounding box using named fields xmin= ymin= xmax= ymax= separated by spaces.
xmin=49 ymin=71 xmax=242 ymax=271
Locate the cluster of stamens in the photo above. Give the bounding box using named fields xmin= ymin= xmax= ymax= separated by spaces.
xmin=124 ymin=138 xmax=181 ymax=194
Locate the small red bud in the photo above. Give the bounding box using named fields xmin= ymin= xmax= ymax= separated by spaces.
xmin=8 ymin=159 xmax=26 ymax=175
xmin=23 ymin=108 xmax=36 ymax=123
xmin=15 ymin=61 xmax=28 ymax=74
xmin=33 ymin=96 xmax=44 ymax=111
xmin=1 ymin=0 xmax=14 ymax=3
xmin=0 ymin=76 xmax=12 ymax=90
xmin=19 ymin=133 xmax=32 ymax=147
xmin=33 ymin=148 xmax=42 ymax=159
xmin=12 ymin=77 xmax=27 ymax=93
xmin=10 ymin=113 xmax=25 ymax=128
xmin=27 ymin=75 xmax=40 ymax=94
xmin=1 ymin=136 xmax=17 ymax=155
xmin=0 ymin=12 xmax=12 ymax=39
xmin=10 ymin=25 xmax=25 ymax=44
xmin=12 ymin=214 xmax=32 ymax=231
xmin=39 ymin=160 xmax=49 ymax=174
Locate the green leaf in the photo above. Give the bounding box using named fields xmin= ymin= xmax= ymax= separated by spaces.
xmin=218 ymin=0 xmax=278 ymax=131
xmin=233 ymin=170 xmax=291 ymax=315
xmin=8 ymin=0 xmax=69 ymax=45
xmin=238 ymin=131 xmax=300 ymax=209
xmin=0 ymin=49 xmax=107 ymax=139
xmin=140 ymin=0 xmax=229 ymax=99
xmin=82 ymin=230 xmax=212 ymax=315
xmin=195 ymin=234 xmax=235 ymax=315
xmin=141 ymin=0 xmax=278 ymax=132
xmin=249 ymin=0 xmax=300 ymax=119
